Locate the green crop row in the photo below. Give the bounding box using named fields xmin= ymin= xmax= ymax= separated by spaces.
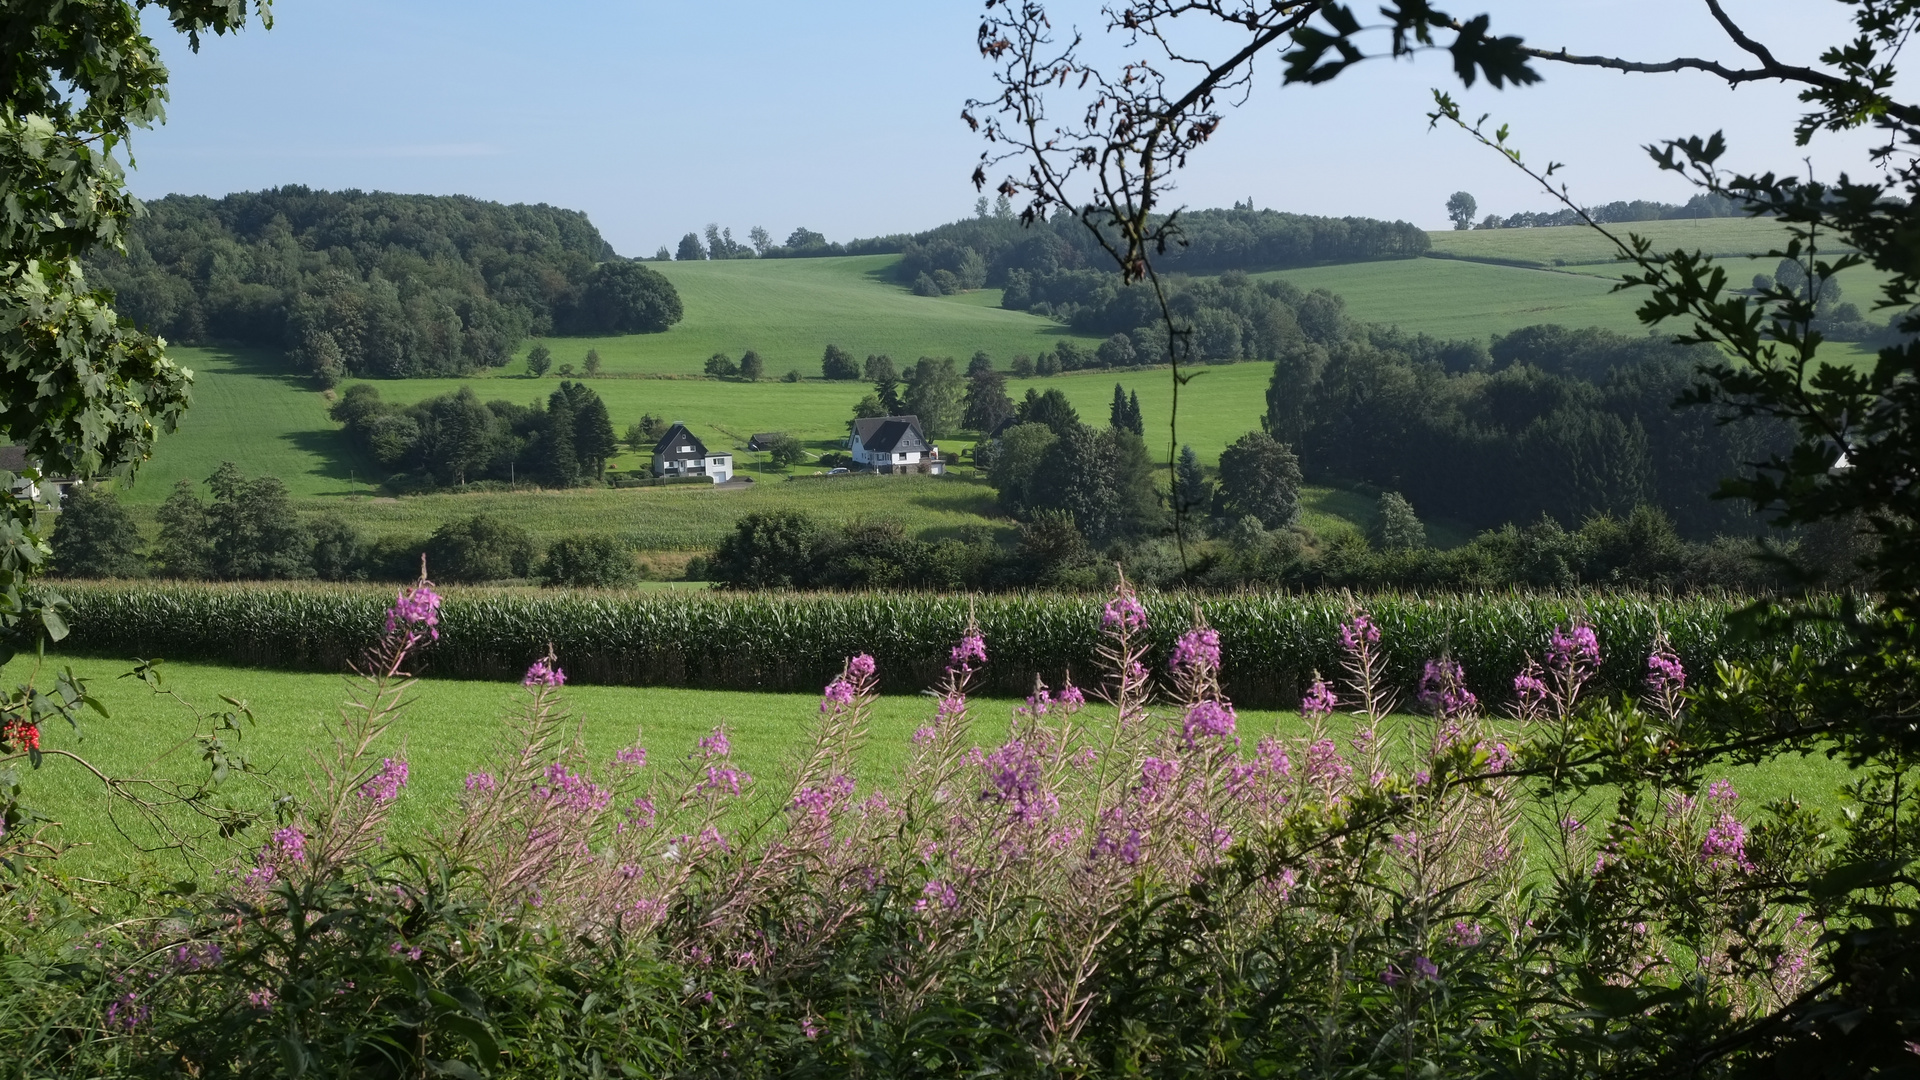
xmin=48 ymin=583 xmax=1833 ymax=709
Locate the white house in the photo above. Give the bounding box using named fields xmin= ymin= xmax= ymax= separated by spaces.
xmin=849 ymin=415 xmax=944 ymax=475
xmin=650 ymin=422 xmax=734 ymax=483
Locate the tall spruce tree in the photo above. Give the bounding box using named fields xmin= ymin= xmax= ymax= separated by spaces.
xmin=543 ymin=388 xmax=580 ymax=486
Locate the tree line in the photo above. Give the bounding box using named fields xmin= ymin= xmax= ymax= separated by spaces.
xmin=329 ymin=381 xmax=619 ymax=491
xmin=88 ymin=187 xmax=683 ymax=382
xmin=1446 ymin=190 xmax=1748 ymax=230
xmin=50 ymin=471 xmax=643 ymax=588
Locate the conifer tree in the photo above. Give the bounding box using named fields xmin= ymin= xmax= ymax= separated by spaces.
xmin=543 ymin=387 xmax=580 ymax=486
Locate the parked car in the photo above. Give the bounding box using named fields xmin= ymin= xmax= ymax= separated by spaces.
xmin=827 ymin=467 xmax=849 ymax=475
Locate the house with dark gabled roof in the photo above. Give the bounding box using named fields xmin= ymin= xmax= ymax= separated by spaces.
xmin=650 ymin=422 xmax=734 ymax=483
xmin=848 ymin=415 xmax=944 ymax=475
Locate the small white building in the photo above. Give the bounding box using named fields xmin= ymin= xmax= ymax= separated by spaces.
xmin=849 ymin=415 xmax=944 ymax=475
xmin=650 ymin=423 xmax=733 ymax=483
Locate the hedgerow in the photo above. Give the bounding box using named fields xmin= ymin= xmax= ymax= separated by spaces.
xmin=50 ymin=581 xmax=1838 ymax=706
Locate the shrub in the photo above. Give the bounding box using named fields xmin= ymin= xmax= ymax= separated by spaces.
xmin=425 ymin=515 xmax=536 ymax=582
xmin=49 ymin=485 xmax=145 ymax=578
xmin=540 ymin=534 xmax=637 ymax=588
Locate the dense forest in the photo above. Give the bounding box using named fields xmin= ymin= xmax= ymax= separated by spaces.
xmin=87 ymin=187 xmax=681 ymax=380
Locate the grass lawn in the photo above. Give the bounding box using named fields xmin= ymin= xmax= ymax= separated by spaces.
xmin=3 ymin=653 xmax=1319 ymax=879
xmin=5 ymin=654 xmax=1861 ymax=881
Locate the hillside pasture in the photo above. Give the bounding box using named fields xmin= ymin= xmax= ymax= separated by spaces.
xmin=510 ymin=254 xmax=1104 ymax=377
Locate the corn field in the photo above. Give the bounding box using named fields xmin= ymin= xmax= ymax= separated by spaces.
xmin=50 ymin=582 xmax=1835 ymax=707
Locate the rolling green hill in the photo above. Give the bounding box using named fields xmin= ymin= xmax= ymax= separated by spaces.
xmin=114 ymin=225 xmax=1879 ymax=553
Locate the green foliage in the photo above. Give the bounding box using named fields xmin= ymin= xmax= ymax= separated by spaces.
xmin=524 ymin=342 xmax=552 ymax=378
xmin=820 ymin=343 xmax=860 ymax=380
xmin=156 ymin=463 xmax=313 ymax=581
xmin=1371 ymin=490 xmax=1427 ymax=550
xmin=737 ymin=348 xmax=764 ymax=382
xmin=330 ymin=381 xmax=616 ymax=491
xmin=1447 ymin=190 xmax=1477 ymax=229
xmin=903 ymin=355 xmax=964 ymax=438
xmin=50 ymin=580 xmax=1818 ymax=707
xmin=963 ymin=367 xmax=1015 ymax=432
xmin=582 ymin=348 xmax=601 ymax=376
xmin=764 ymin=433 xmax=807 ymax=468
xmin=425 ymin=515 xmax=535 ymax=583
xmin=539 ymin=534 xmax=636 ymax=588
xmin=1216 ymin=430 xmax=1302 ymax=529
xmin=89 ymin=188 xmax=680 ymax=378
xmin=703 ymin=352 xmax=738 ymax=378
xmin=49 ymin=485 xmax=144 ymax=579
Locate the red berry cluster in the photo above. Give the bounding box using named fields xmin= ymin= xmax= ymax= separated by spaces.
xmin=0 ymin=717 xmax=39 ymax=753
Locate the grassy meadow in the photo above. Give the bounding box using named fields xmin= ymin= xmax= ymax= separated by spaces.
xmin=3 ymin=652 xmax=1858 ymax=879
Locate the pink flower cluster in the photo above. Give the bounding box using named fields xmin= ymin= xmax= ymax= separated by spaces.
xmin=821 ymin=679 xmax=855 ymax=711
xmin=385 ymin=584 xmax=442 ymax=643
xmin=1301 ymin=678 xmax=1337 ymax=721
xmin=1303 ymin=739 xmax=1352 ymax=786
xmin=1513 ymin=671 xmax=1548 ymax=707
xmin=983 ymin=739 xmax=1056 ymax=824
xmin=914 ymin=879 xmax=959 ymax=912
xmin=1102 ymin=592 xmax=1147 ymax=632
xmin=1170 ymin=627 xmax=1221 ymax=673
xmin=523 ymin=659 xmax=566 ymax=688
xmin=848 ymin=654 xmax=877 ymax=680
xmin=792 ymin=774 xmax=856 ymax=817
xmin=1339 ymin=614 xmax=1380 ymax=653
xmin=1550 ymin=624 xmax=1601 ymax=670
xmin=464 ymin=771 xmax=497 ymax=793
xmin=538 ymin=763 xmax=610 ymax=813
xmin=1418 ymin=659 xmax=1478 ymax=718
xmin=948 ymin=634 xmax=987 ymax=673
xmin=358 ymin=758 xmax=410 ymax=804
xmin=1181 ymin=700 xmax=1237 ymax=746
xmin=697 ymin=730 xmax=731 ymax=758
xmin=1647 ymin=650 xmax=1686 ymax=694
xmin=614 ymin=746 xmax=648 ymax=768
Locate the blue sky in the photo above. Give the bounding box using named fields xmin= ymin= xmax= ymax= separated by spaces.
xmin=130 ymin=1 xmax=1886 ymax=256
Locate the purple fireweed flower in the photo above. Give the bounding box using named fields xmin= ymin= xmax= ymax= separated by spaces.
xmin=358 ymin=758 xmax=409 ymax=804
xmin=948 ymin=634 xmax=987 ymax=672
xmin=106 ymin=992 xmax=149 ymax=1031
xmin=1480 ymin=741 xmax=1514 ymax=772
xmin=385 ymin=583 xmax=442 ymax=643
xmin=792 ymin=774 xmax=856 ymax=817
xmin=1413 ymin=770 xmax=1431 ymax=786
xmin=1389 ymin=831 xmax=1420 ymax=857
xmin=622 ymin=796 xmax=657 ymax=830
xmin=522 ymin=659 xmax=565 ymax=688
xmin=848 ymin=654 xmax=877 ymax=680
xmin=912 ymin=725 xmax=936 ymax=745
xmin=1057 ymin=682 xmax=1085 ymax=710
xmin=1304 ymin=739 xmax=1353 ymax=786
xmin=389 ymin=941 xmax=424 ymax=962
xmin=1339 ymin=614 xmax=1380 ymax=653
xmin=1093 ymin=826 xmax=1145 ymax=865
xmin=1449 ymin=921 xmax=1485 ymax=948
xmin=1266 ymin=866 xmax=1299 ymax=902
xmin=269 ymin=827 xmax=306 ymax=864
xmin=1140 ymin=756 xmax=1181 ymax=800
xmin=615 ymin=746 xmax=648 ymax=768
xmin=1647 ymin=650 xmax=1686 ymax=694
xmin=539 ymin=763 xmax=611 ymax=812
xmin=247 ymin=988 xmax=276 ymax=1012
xmin=1514 ymin=672 xmax=1548 ymax=707
xmin=1301 ymin=678 xmax=1337 ymax=721
xmin=1707 ymin=779 xmax=1738 ymax=808
xmin=169 ymin=942 xmax=223 ymax=972
xmin=983 ymin=740 xmax=1056 ymax=823
xmin=699 ymin=765 xmax=747 ymax=797
xmin=1550 ymin=624 xmax=1601 ymax=670
xmin=1170 ymin=627 xmax=1222 ymax=673
xmin=697 ymin=730 xmax=731 ymax=758
xmin=464 ymin=771 xmax=497 ymax=793
xmin=1102 ymin=592 xmax=1147 ymax=632
xmin=1024 ymin=686 xmax=1052 ymax=716
xmin=801 ymin=1017 xmax=822 ymax=1040
xmin=1665 ymin=791 xmax=1698 ymax=818
xmin=1417 ymin=659 xmax=1478 ymax=718
xmin=1181 ymin=700 xmax=1237 ymax=745
xmin=914 ymin=879 xmax=960 ymax=912
xmin=1701 ymin=812 xmax=1754 ymax=873
xmin=821 ymin=679 xmax=856 ymax=711
xmin=1560 ymin=817 xmax=1585 ymax=834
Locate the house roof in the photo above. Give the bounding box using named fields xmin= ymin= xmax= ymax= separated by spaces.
xmin=747 ymin=432 xmax=784 ymax=451
xmin=653 ymin=423 xmax=707 ymax=460
xmin=851 ymin=415 xmax=929 ymax=454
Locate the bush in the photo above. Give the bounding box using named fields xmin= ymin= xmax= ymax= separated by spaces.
xmin=821 ymin=344 xmax=860 ymax=380
xmin=49 ymin=485 xmax=145 ymax=578
xmin=540 ymin=534 xmax=637 ymax=588
xmin=425 ymin=515 xmax=536 ymax=583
